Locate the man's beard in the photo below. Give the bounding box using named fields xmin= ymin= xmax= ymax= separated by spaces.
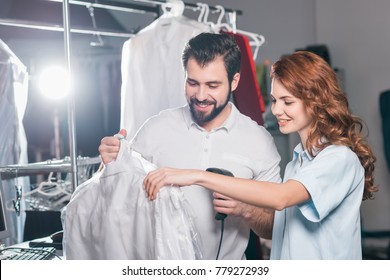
xmin=189 ymin=92 xmax=231 ymax=126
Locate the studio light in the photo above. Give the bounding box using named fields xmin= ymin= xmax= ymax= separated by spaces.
xmin=38 ymin=65 xmax=72 ymax=161
xmin=39 ymin=65 xmax=71 ymax=100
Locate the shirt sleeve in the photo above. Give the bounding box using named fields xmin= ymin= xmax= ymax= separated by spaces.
xmin=291 ymin=146 xmax=364 ymax=222
xmin=129 ymin=117 xmax=155 ymax=162
xmin=253 ymin=130 xmax=282 ymax=184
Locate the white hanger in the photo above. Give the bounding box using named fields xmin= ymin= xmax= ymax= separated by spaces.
xmin=213 ymin=7 xmax=265 ymax=61
xmin=0 ymin=39 xmax=27 ymax=72
xmin=213 ymin=5 xmax=234 ymax=33
xmin=161 ymin=0 xmax=185 ymax=17
xmin=197 ymin=3 xmax=224 ymax=32
xmin=215 ymin=5 xmax=225 ymax=27
xmin=201 ymin=3 xmax=211 ymax=25
xmin=237 ymin=29 xmax=265 ymax=61
xmin=87 ymin=4 xmax=105 ymax=47
xmin=5 ymin=173 xmax=72 ymax=212
xmin=196 ymin=3 xmax=206 ymax=22
xmin=227 ymin=11 xmax=237 ymax=33
xmin=22 ymin=173 xmax=72 ymax=198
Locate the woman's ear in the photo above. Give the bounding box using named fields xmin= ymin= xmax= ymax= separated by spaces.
xmin=231 ymin=73 xmax=240 ymax=91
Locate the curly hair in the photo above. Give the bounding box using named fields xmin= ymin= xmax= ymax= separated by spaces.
xmin=271 ymin=51 xmax=377 ymax=200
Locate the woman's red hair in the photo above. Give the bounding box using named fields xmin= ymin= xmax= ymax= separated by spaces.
xmin=271 ymin=51 xmax=377 ymax=200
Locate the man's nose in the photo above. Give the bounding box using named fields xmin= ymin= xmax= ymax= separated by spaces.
xmin=195 ymin=85 xmax=208 ymax=100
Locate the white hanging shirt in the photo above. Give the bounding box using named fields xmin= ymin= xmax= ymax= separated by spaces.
xmin=120 ymin=15 xmax=212 ymax=139
xmin=130 ymin=103 xmax=281 ymax=259
xmin=0 ymin=39 xmax=29 ymax=245
xmin=61 ymin=140 xmax=203 ymax=260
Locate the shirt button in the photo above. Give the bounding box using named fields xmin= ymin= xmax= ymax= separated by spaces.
xmin=206 ymin=135 xmax=210 ymax=139
xmin=204 ymin=148 xmax=208 ymax=152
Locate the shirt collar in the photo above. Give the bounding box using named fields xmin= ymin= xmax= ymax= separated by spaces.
xmin=293 ymin=143 xmax=315 ymax=162
xmin=293 ymin=139 xmax=326 ymax=162
xmin=182 ymin=102 xmax=238 ymax=132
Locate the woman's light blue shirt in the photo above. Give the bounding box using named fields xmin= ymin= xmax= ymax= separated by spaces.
xmin=270 ymin=144 xmax=365 ymax=259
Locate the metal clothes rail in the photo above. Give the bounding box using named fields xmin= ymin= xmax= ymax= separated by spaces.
xmin=48 ymin=0 xmax=161 ymax=14
xmin=0 ymin=18 xmax=135 ymax=38
xmin=0 ymin=157 xmax=102 ymax=180
xmin=0 ymin=1 xmax=242 ymax=37
xmin=46 ymin=0 xmax=242 ymax=16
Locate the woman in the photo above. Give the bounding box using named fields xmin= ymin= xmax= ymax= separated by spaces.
xmin=144 ymin=51 xmax=377 ymax=259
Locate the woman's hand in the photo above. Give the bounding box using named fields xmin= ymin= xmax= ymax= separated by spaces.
xmin=143 ymin=167 xmax=202 ymax=200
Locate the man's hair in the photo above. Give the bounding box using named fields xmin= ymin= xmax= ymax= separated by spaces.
xmin=182 ymin=32 xmax=241 ymax=83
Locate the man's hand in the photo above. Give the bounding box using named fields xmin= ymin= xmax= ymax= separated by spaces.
xmin=213 ymin=192 xmax=274 ymax=239
xmin=212 ymin=192 xmax=245 ymax=216
xmin=98 ymin=129 xmax=127 ymax=164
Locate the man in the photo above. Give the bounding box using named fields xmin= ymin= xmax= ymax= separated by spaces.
xmin=99 ymin=33 xmax=281 ymax=259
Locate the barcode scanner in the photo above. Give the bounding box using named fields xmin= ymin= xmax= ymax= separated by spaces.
xmin=205 ymin=167 xmax=234 ymax=220
xmin=205 ymin=167 xmax=234 ymax=260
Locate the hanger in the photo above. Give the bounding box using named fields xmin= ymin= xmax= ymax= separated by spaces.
xmin=5 ymin=173 xmax=72 ymax=212
xmin=22 ymin=173 xmax=72 ymax=198
xmin=213 ymin=5 xmax=234 ymax=33
xmin=196 ymin=3 xmax=206 ymax=22
xmin=161 ymin=0 xmax=185 ymax=17
xmin=0 ymin=39 xmax=27 ymax=73
xmin=215 ymin=5 xmax=225 ymax=27
xmin=200 ymin=3 xmax=211 ymax=25
xmin=214 ymin=7 xmax=265 ymax=61
xmin=226 ymin=10 xmax=237 ymax=33
xmin=236 ymin=29 xmax=265 ymax=60
xmin=87 ymin=3 xmax=105 ymax=47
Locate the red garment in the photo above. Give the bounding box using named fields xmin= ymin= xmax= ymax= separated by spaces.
xmin=223 ymin=31 xmax=265 ymax=126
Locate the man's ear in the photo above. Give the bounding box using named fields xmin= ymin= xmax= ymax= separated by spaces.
xmin=231 ymin=73 xmax=240 ymax=91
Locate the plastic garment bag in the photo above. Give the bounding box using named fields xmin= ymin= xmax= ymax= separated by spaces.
xmin=0 ymin=39 xmax=29 ymax=245
xmin=61 ymin=140 xmax=203 ymax=260
xmin=120 ymin=5 xmax=212 ymax=139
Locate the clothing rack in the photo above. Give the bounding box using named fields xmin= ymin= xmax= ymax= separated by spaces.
xmin=0 ymin=0 xmax=243 ymax=191
xmin=48 ymin=0 xmax=160 ymax=14
xmin=0 ymin=0 xmax=160 ymax=39
xmin=0 ymin=1 xmax=242 ymax=38
xmin=0 ymin=18 xmax=135 ymax=38
xmin=0 ymin=157 xmax=102 ymax=180
xmin=46 ymin=0 xmax=242 ymax=16
xmin=132 ymin=0 xmax=242 ymax=15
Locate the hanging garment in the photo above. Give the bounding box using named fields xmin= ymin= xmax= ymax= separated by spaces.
xmin=380 ymin=89 xmax=390 ymax=171
xmin=222 ymin=31 xmax=265 ymax=126
xmin=61 ymin=139 xmax=203 ymax=260
xmin=120 ymin=14 xmax=212 ymax=139
xmin=0 ymin=39 xmax=29 ymax=245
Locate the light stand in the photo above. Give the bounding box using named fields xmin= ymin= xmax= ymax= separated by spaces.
xmin=38 ymin=66 xmax=70 ymax=181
